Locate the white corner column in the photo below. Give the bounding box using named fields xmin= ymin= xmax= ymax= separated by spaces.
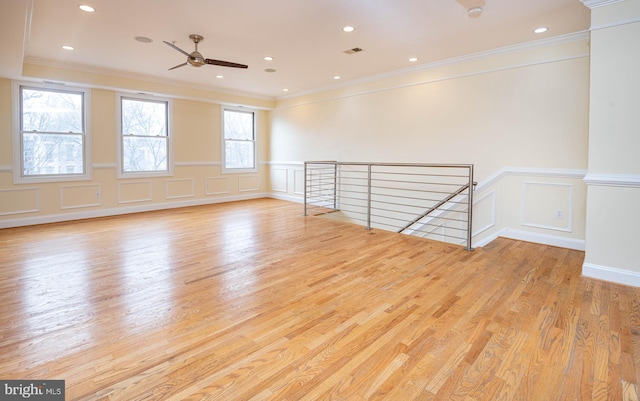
xmin=581 ymin=0 xmax=640 ymax=286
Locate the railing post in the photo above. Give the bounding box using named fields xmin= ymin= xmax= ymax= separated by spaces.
xmin=366 ymin=164 xmax=372 ymax=230
xmin=333 ymin=162 xmax=338 ymax=210
xmin=466 ymin=164 xmax=474 ymax=250
xmin=303 ymin=162 xmax=308 ymax=216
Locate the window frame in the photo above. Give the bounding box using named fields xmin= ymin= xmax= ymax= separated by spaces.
xmin=116 ymin=93 xmax=173 ymax=179
xmin=12 ymin=81 xmax=92 ymax=184
xmin=221 ymin=107 xmax=257 ymax=174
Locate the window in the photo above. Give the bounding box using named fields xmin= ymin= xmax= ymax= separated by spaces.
xmin=118 ymin=95 xmax=171 ymax=177
xmin=13 ymin=83 xmax=91 ymax=183
xmin=222 ymin=108 xmax=256 ymax=172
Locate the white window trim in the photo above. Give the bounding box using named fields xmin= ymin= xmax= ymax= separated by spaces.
xmin=12 ymin=81 xmax=92 ymax=184
xmin=116 ymin=92 xmax=174 ymax=179
xmin=221 ymin=106 xmax=257 ymax=174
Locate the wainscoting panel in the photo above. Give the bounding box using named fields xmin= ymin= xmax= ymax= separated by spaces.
xmin=521 ymin=182 xmax=573 ymax=232
xmin=60 ymin=184 xmax=102 ymax=210
xmin=166 ymin=179 xmax=195 ymax=200
xmin=118 ymin=181 xmax=153 ymax=204
xmin=271 ymin=169 xmax=288 ymax=193
xmin=206 ymin=177 xmax=230 ymax=195
xmin=472 ymin=190 xmax=496 ymax=237
xmin=294 ymin=169 xmax=305 ymax=195
xmin=239 ymin=175 xmax=259 ymax=192
xmin=0 ymin=188 xmax=39 ymax=216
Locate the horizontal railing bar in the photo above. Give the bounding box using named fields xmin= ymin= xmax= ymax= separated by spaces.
xmin=306 ymin=161 xmax=473 ymax=169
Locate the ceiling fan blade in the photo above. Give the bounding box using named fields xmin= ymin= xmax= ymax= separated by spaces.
xmin=205 ymin=59 xmax=248 ymax=69
xmin=168 ymin=62 xmax=188 ymax=71
xmin=163 ymin=41 xmax=191 ymax=57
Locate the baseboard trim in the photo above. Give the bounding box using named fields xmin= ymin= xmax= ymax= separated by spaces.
xmin=582 ymin=262 xmax=640 ymax=288
xmin=474 ymin=228 xmax=585 ymax=251
xmin=0 ymin=193 xmax=270 ymax=229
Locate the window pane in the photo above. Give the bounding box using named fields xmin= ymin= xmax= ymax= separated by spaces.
xmin=22 ymin=88 xmax=83 ymax=133
xmin=123 ymin=136 xmax=168 ymax=172
xmin=23 ymin=133 xmax=84 ymax=175
xmin=223 ymin=110 xmax=253 ymax=140
xmin=122 ymin=98 xmax=167 ymax=137
xmin=225 ymin=140 xmax=254 ymax=169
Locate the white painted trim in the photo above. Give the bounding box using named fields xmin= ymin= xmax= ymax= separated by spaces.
xmin=471 ymin=190 xmax=496 ymax=237
xmin=265 ymin=161 xmax=305 ymax=166
xmin=238 ymin=175 xmax=260 ymax=192
xmin=477 ymin=167 xmax=586 ymax=192
xmin=60 ymin=183 xmax=102 ymax=210
xmin=520 ymin=182 xmax=573 ymax=233
xmin=583 ymin=173 xmax=640 ymax=188
xmin=24 ymin=57 xmax=275 ymax=104
xmin=117 ymin=181 xmax=153 ymax=204
xmin=269 ymin=192 xmax=304 ymax=204
xmin=499 ymin=228 xmax=585 ymax=251
xmin=175 ymin=161 xmax=221 ymax=167
xmin=271 ymin=168 xmax=289 ymax=193
xmin=278 ymin=32 xmax=589 ymax=106
xmin=165 ymin=178 xmax=195 ymax=200
xmin=93 ymin=163 xmax=117 ymax=169
xmin=590 ymin=16 xmax=640 ymax=31
xmin=0 ymin=187 xmax=40 ymax=216
xmin=582 ymin=262 xmax=640 ymax=288
xmin=581 ymin=0 xmax=626 ymax=9
xmin=0 ymin=193 xmax=271 ymax=229
xmin=205 ymin=176 xmax=230 ymax=195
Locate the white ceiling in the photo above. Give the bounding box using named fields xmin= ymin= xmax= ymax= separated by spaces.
xmin=1 ymin=0 xmax=590 ymax=100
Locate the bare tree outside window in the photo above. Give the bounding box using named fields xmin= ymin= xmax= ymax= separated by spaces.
xmin=121 ymin=98 xmax=168 ymax=173
xmin=223 ymin=109 xmax=255 ymax=170
xmin=20 ymin=87 xmax=85 ymax=176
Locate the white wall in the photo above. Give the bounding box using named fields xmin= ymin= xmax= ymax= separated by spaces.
xmin=582 ymin=0 xmax=640 ymax=286
xmin=269 ymin=35 xmax=591 ymax=250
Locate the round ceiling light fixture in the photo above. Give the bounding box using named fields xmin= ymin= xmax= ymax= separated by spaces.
xmin=533 ymin=26 xmax=549 ymax=34
xmin=343 ymin=26 xmax=355 ymax=33
xmin=468 ymin=7 xmax=482 ymax=18
xmin=78 ymin=5 xmax=95 ymax=12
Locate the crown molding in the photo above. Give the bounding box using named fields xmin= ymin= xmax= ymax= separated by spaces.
xmin=580 ymin=0 xmax=626 ymax=9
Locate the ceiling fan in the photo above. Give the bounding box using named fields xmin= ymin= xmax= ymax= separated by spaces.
xmin=163 ymin=34 xmax=248 ymax=70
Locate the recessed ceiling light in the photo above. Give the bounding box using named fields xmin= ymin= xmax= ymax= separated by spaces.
xmin=409 ymin=57 xmax=418 ymax=62
xmin=343 ymin=26 xmax=355 ymax=33
xmin=216 ymin=75 xmax=223 ymax=79
xmin=468 ymin=7 xmax=482 ymax=17
xmin=533 ymin=26 xmax=548 ymax=34
xmin=333 ymin=76 xmax=341 ymax=80
xmin=134 ymin=36 xmax=153 ymax=43
xmin=265 ymin=68 xmax=276 ymax=73
xmin=62 ymin=45 xmax=75 ymax=50
xmin=283 ymin=88 xmax=289 ymax=92
xmin=264 ymin=56 xmax=274 ymax=61
xmin=78 ymin=5 xmax=95 ymax=12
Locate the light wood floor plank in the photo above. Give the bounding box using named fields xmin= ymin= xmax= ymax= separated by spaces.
xmin=1 ymin=198 xmax=639 ymax=400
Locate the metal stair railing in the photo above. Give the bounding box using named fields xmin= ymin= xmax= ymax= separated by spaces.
xmin=304 ymin=161 xmax=475 ymax=250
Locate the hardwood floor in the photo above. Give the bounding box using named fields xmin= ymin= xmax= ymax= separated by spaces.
xmin=0 ymin=198 xmax=638 ymax=401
